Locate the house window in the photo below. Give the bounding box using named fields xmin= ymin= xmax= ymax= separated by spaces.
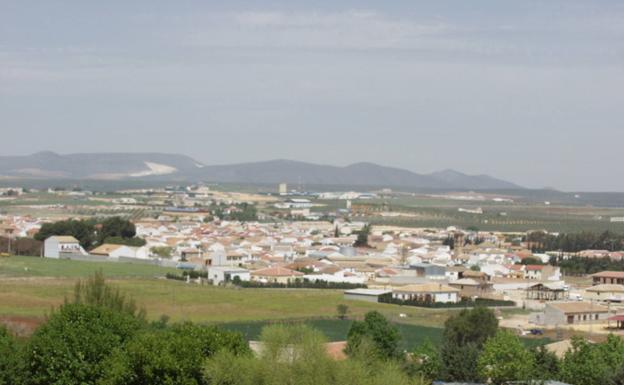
xmin=595 ymin=314 xmax=599 ymax=320
xmin=583 ymin=315 xmax=587 ymax=321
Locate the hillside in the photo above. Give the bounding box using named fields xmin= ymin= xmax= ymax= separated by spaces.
xmin=0 ymin=152 xmax=523 ymax=190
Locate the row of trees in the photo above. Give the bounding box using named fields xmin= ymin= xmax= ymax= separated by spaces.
xmin=0 ymin=237 xmax=42 ymax=256
xmin=34 ymin=216 xmax=145 ymax=250
xmin=528 ymin=230 xmax=624 ymax=253
xmin=210 ymin=203 xmax=258 ymax=222
xmin=231 ymin=276 xmax=367 ymax=290
xmin=551 ymin=255 xmax=624 ymax=275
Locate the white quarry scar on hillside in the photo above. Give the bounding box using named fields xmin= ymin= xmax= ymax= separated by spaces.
xmin=129 ymin=162 xmax=178 ymax=177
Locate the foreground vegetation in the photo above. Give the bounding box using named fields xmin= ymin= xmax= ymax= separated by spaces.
xmin=0 ymin=274 xmax=615 ymax=385
xmin=0 ymin=273 xmax=425 ymax=385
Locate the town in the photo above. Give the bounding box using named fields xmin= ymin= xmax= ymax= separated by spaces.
xmin=2 ymin=184 xmax=624 ymax=343
xmin=3 ymin=182 xmax=624 ymax=384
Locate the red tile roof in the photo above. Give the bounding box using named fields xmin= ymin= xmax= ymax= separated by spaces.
xmin=591 ymin=271 xmax=624 ymax=279
xmin=251 ymin=266 xmax=304 ymax=277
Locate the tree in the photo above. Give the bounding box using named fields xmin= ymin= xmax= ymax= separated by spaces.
xmin=24 ymin=304 xmax=143 ymax=385
xmin=101 ymin=323 xmax=250 ymax=385
xmin=104 ymin=236 xmax=146 ymax=247
xmin=150 ymin=246 xmax=173 ymax=258
xmin=97 ymin=217 xmax=137 ymax=244
xmin=71 ymin=270 xmax=145 ymax=319
xmin=560 ymin=335 xmax=624 ymax=385
xmin=204 ymin=324 xmax=426 ymax=385
xmin=34 ymin=219 xmax=96 ymax=249
xmin=441 ymin=307 xmax=498 ymax=382
xmin=0 ymin=326 xmax=21 ymax=385
xmin=34 ymin=217 xmax=144 ymax=250
xmin=336 ymin=304 xmax=349 ymax=320
xmin=410 ymin=340 xmax=442 ymax=381
xmin=519 ymin=256 xmax=544 ymax=265
xmin=346 ymin=311 xmax=401 ymax=360
xmin=354 ymin=224 xmax=371 ymax=248
xmin=442 ymin=236 xmax=455 ymax=250
xmin=531 ymin=345 xmax=560 ymax=381
xmin=477 ymin=330 xmax=535 ymax=384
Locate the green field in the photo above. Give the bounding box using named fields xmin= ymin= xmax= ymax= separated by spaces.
xmin=221 ymin=319 xmax=550 ymax=351
xmin=0 ymin=257 xmax=461 ymax=326
xmin=0 ymin=256 xmax=542 ymax=350
xmin=0 ymin=255 xmax=177 ymax=278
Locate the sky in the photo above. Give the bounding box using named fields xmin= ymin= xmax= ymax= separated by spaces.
xmin=1 ymin=1 xmax=623 ymax=191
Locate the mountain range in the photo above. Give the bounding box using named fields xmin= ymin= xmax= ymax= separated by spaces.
xmin=0 ymin=152 xmax=523 ymax=190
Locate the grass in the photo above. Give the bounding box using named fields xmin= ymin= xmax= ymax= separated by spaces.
xmin=0 ymin=256 xmax=459 ymax=326
xmin=0 ymin=256 xmax=550 ymax=350
xmin=0 ymin=276 xmax=460 ymax=326
xmin=0 ymin=255 xmax=177 ymax=278
xmin=220 ymin=318 xmax=550 ymax=351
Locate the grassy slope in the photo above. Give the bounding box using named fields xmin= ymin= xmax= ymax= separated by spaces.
xmin=0 ymin=257 xmax=457 ymax=325
xmin=0 ymin=255 xmax=178 ymax=278
xmin=0 ymin=276 xmax=455 ymax=325
xmin=0 ymin=256 xmax=549 ymax=349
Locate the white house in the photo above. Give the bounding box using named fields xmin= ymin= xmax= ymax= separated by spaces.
xmin=208 ymin=266 xmax=250 ymax=285
xmin=111 ymin=245 xmax=149 ymax=260
xmin=392 ymin=283 xmax=460 ymax=304
xmin=44 ymin=236 xmax=87 ymax=258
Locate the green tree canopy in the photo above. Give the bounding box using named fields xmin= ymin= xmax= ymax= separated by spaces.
xmin=34 ymin=218 xmax=96 ymax=249
xmin=410 ymin=339 xmax=442 ymax=382
xmin=0 ymin=326 xmax=21 ymax=385
xmin=24 ymin=304 xmax=143 ymax=385
xmin=477 ymin=330 xmax=535 ymax=385
xmin=205 ymin=324 xmax=425 ymax=385
xmin=100 ymin=323 xmax=250 ymax=385
xmin=34 ymin=216 xmax=143 ymax=250
xmin=561 ymin=335 xmax=624 ymax=385
xmin=346 ymin=311 xmax=401 ymax=360
xmin=440 ymin=307 xmax=498 ymax=382
xmin=353 ymin=224 xmax=371 ymax=248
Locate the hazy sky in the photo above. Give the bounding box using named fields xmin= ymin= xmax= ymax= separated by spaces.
xmin=1 ymin=1 xmax=623 ymax=191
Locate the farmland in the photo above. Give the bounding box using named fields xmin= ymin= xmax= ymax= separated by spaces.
xmin=309 ymin=195 xmax=624 ymax=233
xmin=0 ymin=257 xmax=550 ymax=350
xmin=1 ymin=256 xmax=463 ymax=328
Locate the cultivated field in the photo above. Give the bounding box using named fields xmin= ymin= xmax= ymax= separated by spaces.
xmin=0 ymin=256 xmax=550 ymax=349
xmin=0 ymin=256 xmax=457 ymax=326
